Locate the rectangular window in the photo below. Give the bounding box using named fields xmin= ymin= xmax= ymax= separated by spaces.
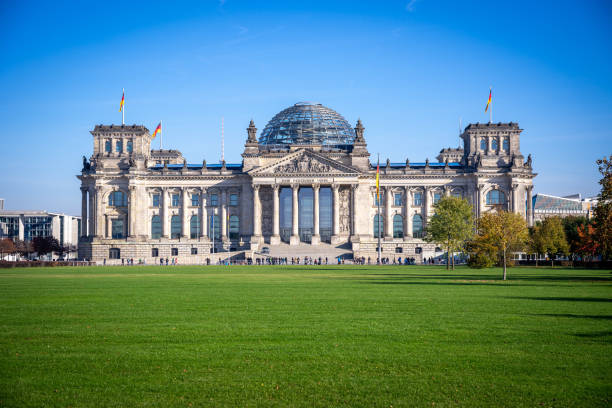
xmin=433 ymin=193 xmax=441 ymax=204
xmin=394 ymin=193 xmax=402 ymax=206
xmin=109 ymin=248 xmax=120 ymax=259
xmin=152 ymin=248 xmax=159 ymax=257
xmin=152 ymin=194 xmax=160 ymax=207
xmin=210 ymin=194 xmax=218 ymax=206
xmin=116 ymin=140 xmax=123 ymax=153
xmin=105 ymin=140 xmax=112 ymax=152
xmin=111 ymin=219 xmax=124 ymax=239
xmin=172 ymin=194 xmax=179 ymax=207
xmin=374 ymin=192 xmax=383 ymax=206
xmin=413 ymin=192 xmax=423 ymax=206
xmin=191 ymin=247 xmax=197 ymax=255
xmin=126 ymin=140 xmax=133 ymax=153
xmin=191 ymin=194 xmax=200 ymax=207
xmin=229 ymin=194 xmax=238 ymax=206
xmin=171 ymin=248 xmax=178 ymax=256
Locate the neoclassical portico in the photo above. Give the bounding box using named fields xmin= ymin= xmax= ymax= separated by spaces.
xmin=78 ymin=102 xmax=535 ymax=264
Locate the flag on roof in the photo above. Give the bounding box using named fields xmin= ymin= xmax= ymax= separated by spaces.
xmin=119 ymin=90 xmax=125 ymax=112
xmin=485 ymin=88 xmax=492 ymax=112
xmin=152 ymin=122 xmax=161 ymax=139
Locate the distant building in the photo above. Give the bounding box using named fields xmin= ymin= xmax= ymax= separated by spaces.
xmin=0 ymin=198 xmax=4 ymax=210
xmin=0 ymin=208 xmax=81 ymax=257
xmin=532 ymin=193 xmax=597 ymax=222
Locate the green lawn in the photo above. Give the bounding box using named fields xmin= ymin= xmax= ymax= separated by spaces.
xmin=0 ymin=266 xmax=610 ymax=407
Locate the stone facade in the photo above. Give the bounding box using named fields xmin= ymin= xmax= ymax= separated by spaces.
xmin=78 ymin=107 xmax=536 ymax=264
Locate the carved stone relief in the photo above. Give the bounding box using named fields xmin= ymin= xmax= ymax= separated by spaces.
xmin=274 ymin=153 xmax=335 ymax=174
xmin=260 ymin=186 xmax=273 ymax=236
xmin=339 ymin=187 xmax=350 ymax=234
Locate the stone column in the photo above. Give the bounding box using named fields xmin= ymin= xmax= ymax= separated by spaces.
xmin=385 ymin=186 xmax=393 ymax=239
xmin=332 ymin=184 xmax=340 ymax=243
xmin=511 ymin=183 xmax=518 ymax=213
xmin=220 ymin=189 xmax=227 ymax=240
xmin=271 ymin=185 xmax=280 ymax=245
xmin=88 ymin=187 xmax=96 ymax=237
xmin=181 ymin=187 xmax=189 ymax=238
xmin=200 ymin=188 xmax=208 ymax=239
xmin=444 ymin=185 xmax=451 ymax=197
xmin=312 ymin=184 xmax=320 ymax=245
xmin=128 ymin=186 xmax=136 ymax=238
xmin=404 ymin=187 xmax=411 ymax=240
xmin=526 ymin=185 xmax=534 ymax=226
xmin=424 ymin=187 xmax=431 ymax=228
xmin=80 ymin=187 xmax=88 ymax=237
xmin=476 ymin=184 xmax=484 ymax=220
xmin=162 ymin=188 xmax=169 ymax=238
xmin=350 ymin=184 xmax=358 ymax=239
xmin=290 ymin=184 xmax=300 ymax=245
xmin=253 ymin=185 xmax=262 ymax=237
xmin=104 ymin=214 xmax=109 ymax=239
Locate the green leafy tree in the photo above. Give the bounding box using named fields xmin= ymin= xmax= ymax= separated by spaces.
xmin=593 ymin=156 xmax=612 ymax=259
xmin=425 ymin=196 xmax=474 ymax=270
xmin=538 ymin=217 xmax=569 ymax=267
xmin=472 ymin=211 xmax=529 ymax=280
xmin=528 ymin=223 xmax=546 ymax=267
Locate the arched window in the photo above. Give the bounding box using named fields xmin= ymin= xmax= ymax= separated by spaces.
xmin=229 ymin=215 xmax=239 ymax=240
xmin=170 ymin=215 xmax=181 ymax=238
xmin=503 ymin=138 xmax=510 ymax=152
xmin=373 ymin=214 xmax=383 ymax=238
xmin=151 ymin=215 xmax=161 ymax=238
xmin=190 ymin=215 xmax=200 ymax=239
xmin=492 ymin=138 xmax=499 ymax=151
xmin=412 ymin=214 xmax=423 ymax=238
xmin=108 ymin=191 xmax=126 ymax=207
xmin=480 ymin=138 xmax=487 ymax=150
xmin=486 ymin=189 xmax=506 ymax=205
xmin=209 ymin=215 xmax=220 ymax=240
xmin=393 ymin=214 xmax=403 ymax=238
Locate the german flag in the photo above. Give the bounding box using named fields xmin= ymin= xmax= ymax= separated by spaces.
xmin=119 ymin=90 xmax=125 ymax=112
xmin=152 ymin=122 xmax=161 ymax=139
xmin=485 ymin=88 xmax=492 ymax=112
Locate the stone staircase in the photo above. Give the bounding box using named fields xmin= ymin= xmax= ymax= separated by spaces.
xmin=254 ymin=242 xmax=353 ymax=260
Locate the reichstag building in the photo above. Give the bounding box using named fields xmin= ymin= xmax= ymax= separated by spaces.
xmin=78 ymin=102 xmax=536 ymax=263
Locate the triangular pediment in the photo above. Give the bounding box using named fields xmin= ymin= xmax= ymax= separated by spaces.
xmin=250 ymin=149 xmax=361 ymax=176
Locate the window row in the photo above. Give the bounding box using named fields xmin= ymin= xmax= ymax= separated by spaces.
xmin=374 ymin=191 xmax=462 ymax=206
xmin=479 ymin=137 xmax=510 ymax=152
xmin=150 ymin=193 xmax=239 ymax=208
xmin=150 ymin=215 xmax=240 ymax=240
xmin=373 ymin=214 xmax=424 ymax=239
xmin=104 ymin=139 xmax=133 ymax=153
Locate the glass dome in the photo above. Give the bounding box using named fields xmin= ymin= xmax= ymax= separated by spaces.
xmin=259 ymin=102 xmax=355 ymax=150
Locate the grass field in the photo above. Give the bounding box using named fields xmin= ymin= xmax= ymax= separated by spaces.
xmin=0 ymin=265 xmax=610 ymax=407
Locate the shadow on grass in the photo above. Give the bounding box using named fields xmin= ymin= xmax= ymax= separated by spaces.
xmin=340 ymin=278 xmax=552 ymax=287
xmin=535 ymin=313 xmax=612 ymax=320
xmin=573 ymin=331 xmax=612 ymax=339
xmin=510 ymin=297 xmax=612 ymax=303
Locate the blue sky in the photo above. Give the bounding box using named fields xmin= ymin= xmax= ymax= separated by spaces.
xmin=0 ymin=0 xmax=610 ymax=215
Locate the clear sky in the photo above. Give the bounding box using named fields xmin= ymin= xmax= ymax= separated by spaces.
xmin=0 ymin=0 xmax=610 ymax=215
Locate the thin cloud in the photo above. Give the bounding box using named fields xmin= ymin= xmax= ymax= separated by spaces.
xmin=405 ymin=0 xmax=419 ymax=12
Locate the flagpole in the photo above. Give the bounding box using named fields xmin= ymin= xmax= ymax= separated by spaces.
xmin=377 ymin=153 xmax=381 ymax=265
xmin=122 ymin=88 xmax=125 ymax=125
xmin=160 ymin=120 xmax=163 ymax=150
xmin=489 ymin=86 xmax=492 ymax=124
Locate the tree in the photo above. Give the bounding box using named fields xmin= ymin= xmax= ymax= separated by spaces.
xmin=32 ymin=236 xmax=60 ymax=259
xmin=537 ymin=217 xmax=569 ymax=267
xmin=528 ymin=223 xmax=546 ymax=267
xmin=593 ymin=156 xmax=612 ymax=259
xmin=425 ymin=196 xmax=474 ymax=270
xmin=575 ymin=224 xmax=599 ymax=260
xmin=473 ymin=211 xmax=529 ymax=280
xmin=0 ymin=239 xmax=16 ymax=260
xmin=562 ymin=216 xmax=590 ymax=258
xmin=14 ymin=240 xmax=34 ymax=259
